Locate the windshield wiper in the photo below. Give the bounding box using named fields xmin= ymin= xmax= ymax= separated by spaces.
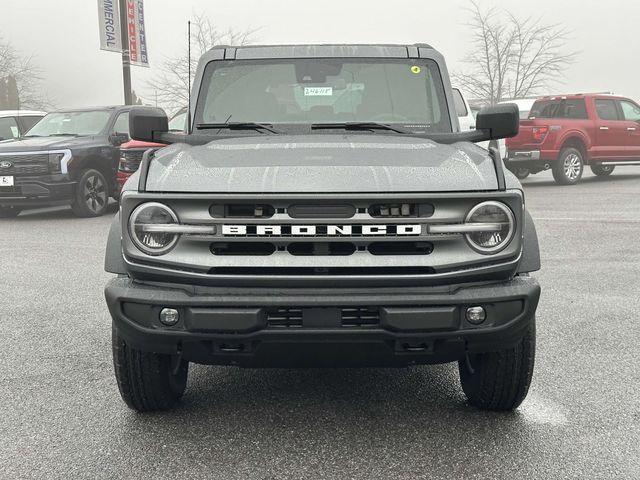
xmin=311 ymin=122 xmax=413 ymax=135
xmin=48 ymin=133 xmax=80 ymax=137
xmin=196 ymin=122 xmax=281 ymax=134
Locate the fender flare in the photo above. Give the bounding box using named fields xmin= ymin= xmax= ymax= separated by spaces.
xmin=105 ymin=212 xmax=127 ymax=274
xmin=518 ymin=209 xmax=541 ymax=273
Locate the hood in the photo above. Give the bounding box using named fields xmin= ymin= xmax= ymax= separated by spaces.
xmin=145 ymin=134 xmax=500 ymax=193
xmin=0 ymin=135 xmax=100 ymax=152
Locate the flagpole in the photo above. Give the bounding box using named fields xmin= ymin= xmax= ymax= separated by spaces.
xmin=119 ymin=0 xmax=133 ymax=105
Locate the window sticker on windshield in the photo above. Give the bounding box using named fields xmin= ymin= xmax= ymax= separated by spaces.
xmin=410 ymin=66 xmax=421 ymax=74
xmin=304 ymin=87 xmax=333 ymax=96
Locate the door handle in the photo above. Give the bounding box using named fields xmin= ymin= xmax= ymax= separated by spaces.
xmin=599 ymin=126 xmax=609 ymax=131
xmin=627 ymin=127 xmax=637 ymax=131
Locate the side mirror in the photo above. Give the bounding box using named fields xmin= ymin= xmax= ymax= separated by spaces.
xmin=129 ymin=107 xmax=168 ymax=143
xmin=476 ymin=103 xmax=519 ymax=140
xmin=109 ymin=133 xmax=129 ymax=146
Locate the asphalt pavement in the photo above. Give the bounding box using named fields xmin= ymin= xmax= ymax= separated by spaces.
xmin=1 ymin=169 xmax=639 ymax=479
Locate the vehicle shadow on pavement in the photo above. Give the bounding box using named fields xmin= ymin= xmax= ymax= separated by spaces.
xmin=123 ymin=364 xmax=532 ymax=426
xmin=521 ymin=172 xmax=640 ymax=188
xmin=10 ymin=202 xmax=118 ymax=220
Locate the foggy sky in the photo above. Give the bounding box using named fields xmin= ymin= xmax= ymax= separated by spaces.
xmin=1 ymin=0 xmax=639 ymax=112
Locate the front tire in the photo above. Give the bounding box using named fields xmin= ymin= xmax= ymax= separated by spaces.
xmin=458 ymin=323 xmax=535 ymax=411
xmin=552 ymin=148 xmax=584 ymax=185
xmin=590 ymin=164 xmax=615 ymax=176
xmin=0 ymin=206 xmax=22 ymax=218
xmin=112 ymin=329 xmax=189 ymax=412
xmin=71 ymin=169 xmax=109 ymax=217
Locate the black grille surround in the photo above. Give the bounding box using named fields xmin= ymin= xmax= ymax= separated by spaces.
xmin=120 ymin=191 xmax=524 ymax=287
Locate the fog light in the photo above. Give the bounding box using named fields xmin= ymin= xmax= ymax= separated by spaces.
xmin=159 ymin=308 xmax=180 ymax=326
xmin=466 ymin=306 xmax=486 ymax=325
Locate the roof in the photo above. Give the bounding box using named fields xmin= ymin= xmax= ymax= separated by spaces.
xmin=49 ymin=105 xmax=129 ymax=113
xmin=0 ymin=110 xmax=47 ymax=117
xmin=206 ymin=43 xmax=438 ymax=60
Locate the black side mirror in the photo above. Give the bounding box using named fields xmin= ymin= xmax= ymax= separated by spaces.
xmin=130 ymin=107 xmax=168 ymax=143
xmin=476 ymin=103 xmax=519 ymax=140
xmin=109 ymin=133 xmax=129 ymax=146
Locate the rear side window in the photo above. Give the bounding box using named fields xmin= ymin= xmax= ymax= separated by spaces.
xmin=620 ymin=100 xmax=640 ymax=121
xmin=452 ymin=89 xmax=468 ymax=117
xmin=595 ymin=99 xmax=619 ymax=121
xmin=529 ymin=99 xmax=587 ymax=119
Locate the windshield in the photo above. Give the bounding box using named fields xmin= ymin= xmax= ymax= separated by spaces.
xmin=195 ymin=59 xmax=452 ymax=133
xmin=26 ymin=110 xmax=111 ymax=137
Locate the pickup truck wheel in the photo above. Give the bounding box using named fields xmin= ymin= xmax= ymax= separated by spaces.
xmin=71 ymin=169 xmax=109 ymax=217
xmin=0 ymin=206 xmax=22 ymax=218
xmin=590 ymin=164 xmax=615 ymax=176
xmin=552 ymin=148 xmax=584 ymax=185
xmin=458 ymin=323 xmax=535 ymax=411
xmin=112 ymin=329 xmax=189 ymax=412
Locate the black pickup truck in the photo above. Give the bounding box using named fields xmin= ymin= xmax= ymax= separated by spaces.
xmin=0 ymin=106 xmax=134 ymax=217
xmin=105 ymin=44 xmax=541 ymax=413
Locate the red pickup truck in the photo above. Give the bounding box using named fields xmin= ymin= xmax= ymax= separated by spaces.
xmin=505 ymin=94 xmax=640 ymax=184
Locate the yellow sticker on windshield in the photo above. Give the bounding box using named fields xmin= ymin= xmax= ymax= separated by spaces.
xmin=411 ymin=66 xmax=421 ymax=74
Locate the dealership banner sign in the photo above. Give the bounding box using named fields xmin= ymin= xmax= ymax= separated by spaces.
xmin=97 ymin=0 xmax=149 ymax=67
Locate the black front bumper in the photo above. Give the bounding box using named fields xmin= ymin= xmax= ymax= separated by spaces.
xmin=106 ymin=276 xmax=540 ymax=367
xmin=0 ymin=174 xmax=75 ymax=208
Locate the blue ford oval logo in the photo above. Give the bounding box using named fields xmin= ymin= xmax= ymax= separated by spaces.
xmin=0 ymin=161 xmax=13 ymax=169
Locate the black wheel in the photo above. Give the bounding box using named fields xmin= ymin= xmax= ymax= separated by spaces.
xmin=458 ymin=322 xmax=535 ymax=411
xmin=590 ymin=164 xmax=615 ymax=176
xmin=512 ymin=167 xmax=530 ymax=180
xmin=552 ymin=147 xmax=584 ymax=185
xmin=71 ymin=169 xmax=109 ymax=217
xmin=112 ymin=329 xmax=189 ymax=412
xmin=0 ymin=206 xmax=22 ymax=218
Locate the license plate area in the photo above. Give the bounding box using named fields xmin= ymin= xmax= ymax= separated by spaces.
xmin=0 ymin=176 xmax=14 ymax=187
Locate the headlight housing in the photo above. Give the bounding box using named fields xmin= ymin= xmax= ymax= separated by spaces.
xmin=465 ymin=201 xmax=515 ymax=254
xmin=49 ymin=152 xmax=70 ymax=173
xmin=129 ymin=202 xmax=179 ymax=255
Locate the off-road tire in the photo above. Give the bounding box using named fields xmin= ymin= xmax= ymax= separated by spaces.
xmin=112 ymin=329 xmax=189 ymax=412
xmin=71 ymin=169 xmax=109 ymax=217
xmin=458 ymin=322 xmax=535 ymax=411
xmin=590 ymin=164 xmax=615 ymax=176
xmin=552 ymin=147 xmax=584 ymax=185
xmin=0 ymin=206 xmax=22 ymax=218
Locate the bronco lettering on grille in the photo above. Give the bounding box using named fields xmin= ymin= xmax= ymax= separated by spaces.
xmin=221 ymin=224 xmax=422 ymax=236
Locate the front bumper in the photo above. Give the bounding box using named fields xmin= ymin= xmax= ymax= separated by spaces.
xmin=106 ymin=276 xmax=540 ymax=367
xmin=0 ymin=174 xmax=75 ymax=208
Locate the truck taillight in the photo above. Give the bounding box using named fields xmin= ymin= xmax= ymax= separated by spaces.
xmin=532 ymin=126 xmax=549 ymax=143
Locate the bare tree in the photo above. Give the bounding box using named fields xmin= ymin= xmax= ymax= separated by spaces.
xmin=145 ymin=12 xmax=259 ymax=113
xmin=0 ymin=36 xmax=51 ymax=110
xmin=454 ymin=1 xmax=577 ymax=106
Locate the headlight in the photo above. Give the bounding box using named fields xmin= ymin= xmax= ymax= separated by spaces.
xmin=48 ymin=151 xmax=67 ymax=173
xmin=465 ymin=201 xmax=515 ymax=254
xmin=129 ymin=202 xmax=179 ymax=255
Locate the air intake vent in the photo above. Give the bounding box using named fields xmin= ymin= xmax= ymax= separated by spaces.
xmin=341 ymin=307 xmax=380 ymax=327
xmin=210 ymin=204 xmax=275 ymax=218
xmin=266 ymin=308 xmax=303 ymax=328
xmin=369 ymin=203 xmax=434 ymax=218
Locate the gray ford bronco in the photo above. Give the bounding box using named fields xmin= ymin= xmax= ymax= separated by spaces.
xmin=105 ymin=44 xmax=541 ymax=412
